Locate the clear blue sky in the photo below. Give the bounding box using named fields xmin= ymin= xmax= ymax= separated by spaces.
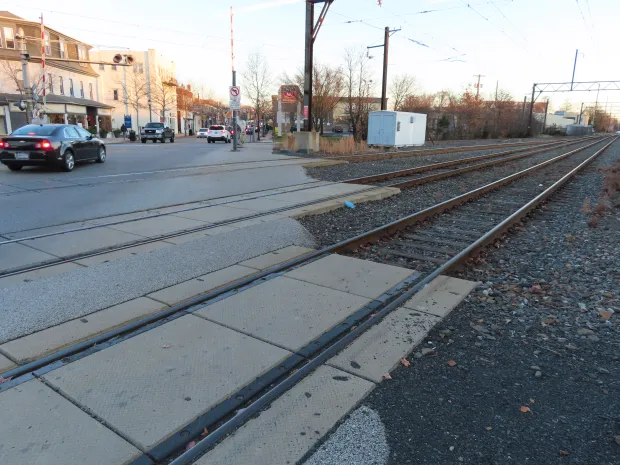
xmin=9 ymin=0 xmax=620 ymax=112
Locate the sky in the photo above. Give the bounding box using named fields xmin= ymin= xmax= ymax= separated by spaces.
xmin=7 ymin=0 xmax=620 ymax=113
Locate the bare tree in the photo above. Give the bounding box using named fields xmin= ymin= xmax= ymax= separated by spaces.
xmin=1 ymin=61 xmax=44 ymax=97
xmin=149 ymin=65 xmax=177 ymax=126
xmin=282 ymin=63 xmax=343 ymax=134
xmin=117 ymin=67 xmax=147 ymax=128
xmin=390 ymin=74 xmax=417 ymax=111
xmin=343 ymin=47 xmax=374 ymax=142
xmin=243 ymin=52 xmax=272 ymax=140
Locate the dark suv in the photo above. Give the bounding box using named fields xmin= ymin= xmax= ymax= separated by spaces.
xmin=140 ymin=122 xmax=175 ymax=143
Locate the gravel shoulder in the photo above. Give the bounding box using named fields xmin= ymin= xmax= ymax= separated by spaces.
xmin=302 ymin=142 xmax=620 ymax=464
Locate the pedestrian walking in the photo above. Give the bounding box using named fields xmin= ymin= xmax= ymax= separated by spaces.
xmin=120 ymin=123 xmax=126 ymax=139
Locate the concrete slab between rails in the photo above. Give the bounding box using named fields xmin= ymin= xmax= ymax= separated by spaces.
xmin=105 ymin=215 xmax=210 ymax=237
xmin=0 ymin=380 xmax=141 ymax=465
xmin=195 ymin=275 xmax=371 ymax=352
xmin=147 ymin=264 xmax=259 ymax=306
xmin=238 ymin=245 xmax=315 ymax=270
xmin=0 ymin=297 xmax=167 ymax=364
xmin=0 ymin=218 xmax=315 ymax=344
xmin=0 ymin=262 xmax=85 ymax=289
xmin=0 ymin=352 xmax=15 ymax=372
xmin=403 ymin=275 xmax=480 ymax=317
xmin=42 ymin=315 xmax=292 ymax=451
xmin=284 ymin=254 xmax=415 ymax=300
xmin=197 ymin=365 xmax=374 ymax=465
xmin=161 ymin=225 xmax=238 ymax=244
xmin=19 ymin=227 xmax=146 ymax=257
xmin=0 ymin=242 xmax=59 ymax=272
xmin=73 ymin=240 xmax=173 ymax=266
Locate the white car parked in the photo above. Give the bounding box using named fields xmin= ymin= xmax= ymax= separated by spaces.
xmin=206 ymin=125 xmax=231 ymax=144
xmin=197 ymin=128 xmax=209 ymax=139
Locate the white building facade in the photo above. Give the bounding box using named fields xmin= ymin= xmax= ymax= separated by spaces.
xmin=90 ymin=49 xmax=178 ymax=132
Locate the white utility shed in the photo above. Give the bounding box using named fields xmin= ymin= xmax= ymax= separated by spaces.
xmin=367 ymin=111 xmax=427 ymax=147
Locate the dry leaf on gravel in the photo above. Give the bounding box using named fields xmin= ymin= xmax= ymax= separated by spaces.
xmin=559 ymin=450 xmax=569 ymax=456
xmin=185 ymin=441 xmax=197 ymax=451
xmin=447 ymin=360 xmax=457 ymax=367
xmin=520 ymin=406 xmax=532 ymax=414
xmin=599 ymin=310 xmax=614 ymax=321
xmin=400 ymin=358 xmax=411 ymax=367
xmin=529 ymin=398 xmax=535 ymax=404
xmin=486 ymin=426 xmax=493 ymax=431
xmin=383 ymin=373 xmax=392 ymax=380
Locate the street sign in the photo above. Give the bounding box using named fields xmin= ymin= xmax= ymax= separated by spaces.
xmin=229 ymin=86 xmax=241 ymax=110
xmin=124 ymin=114 xmax=132 ymax=129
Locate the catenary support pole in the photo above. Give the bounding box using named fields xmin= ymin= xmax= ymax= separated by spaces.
xmin=381 ymin=26 xmax=389 ymax=111
xmin=303 ymin=1 xmax=314 ymax=131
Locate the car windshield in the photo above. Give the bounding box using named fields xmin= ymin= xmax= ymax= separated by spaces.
xmin=12 ymin=125 xmax=58 ymax=136
xmin=199 ymin=128 xmax=208 ymax=132
xmin=209 ymin=125 xmax=224 ymax=130
xmin=145 ymin=123 xmax=164 ymax=128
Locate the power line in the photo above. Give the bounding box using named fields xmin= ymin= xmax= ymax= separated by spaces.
xmin=12 ymin=5 xmax=299 ymax=50
xmin=459 ymin=0 xmax=530 ymax=55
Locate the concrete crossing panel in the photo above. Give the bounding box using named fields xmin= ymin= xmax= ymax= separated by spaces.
xmin=285 ymin=254 xmax=415 ymax=299
xmin=43 ymin=315 xmax=291 ymax=450
xmin=0 ymin=380 xmax=140 ymax=465
xmin=197 ymin=365 xmax=374 ymax=465
xmin=195 ymin=276 xmax=370 ymax=351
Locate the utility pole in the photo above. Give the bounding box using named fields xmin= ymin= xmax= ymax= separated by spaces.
xmin=381 ymin=26 xmax=389 ymax=110
xmin=527 ymin=83 xmax=536 ymax=136
xmin=542 ymin=99 xmax=549 ymax=133
xmin=303 ymin=1 xmax=334 ymax=132
xmin=578 ymin=102 xmax=584 ymax=125
xmin=473 ymin=74 xmax=485 ymax=98
xmin=17 ymin=28 xmax=32 ymax=123
xmin=367 ymin=27 xmax=400 ymax=111
xmin=231 ymin=6 xmax=238 ymax=152
xmin=571 ymin=49 xmax=578 ymax=91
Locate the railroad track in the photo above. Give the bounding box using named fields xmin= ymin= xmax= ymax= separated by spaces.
xmin=344 ymin=136 xmax=598 ymax=188
xmin=326 ymin=138 xmax=553 ymax=163
xmin=2 ymin=136 xmax=614 ymax=465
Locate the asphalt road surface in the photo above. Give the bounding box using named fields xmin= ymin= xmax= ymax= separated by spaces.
xmin=0 ymin=137 xmax=313 ymax=234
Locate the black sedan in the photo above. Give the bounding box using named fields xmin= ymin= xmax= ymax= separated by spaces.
xmin=0 ymin=124 xmax=106 ymax=172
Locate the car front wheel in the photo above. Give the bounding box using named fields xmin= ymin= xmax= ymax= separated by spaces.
xmin=63 ymin=151 xmax=75 ymax=172
xmin=141 ymin=138 xmax=146 ymax=143
xmin=7 ymin=164 xmax=22 ymax=171
xmin=96 ymin=146 xmax=106 ymax=163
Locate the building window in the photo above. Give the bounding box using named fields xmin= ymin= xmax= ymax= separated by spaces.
xmin=44 ymin=32 xmax=51 ymax=55
xmin=3 ymin=27 xmax=15 ymax=49
xmin=111 ymin=64 xmax=117 ymax=71
xmin=80 ymin=81 xmax=84 ymax=98
xmin=48 ymin=74 xmax=53 ymax=94
xmin=59 ymin=38 xmax=66 ymax=58
xmin=99 ymin=64 xmax=104 ymax=70
xmin=113 ymin=89 xmax=119 ymax=101
xmin=60 ymin=77 xmax=64 ymax=95
xmin=89 ymin=83 xmax=93 ymax=100
xmin=69 ymin=78 xmax=74 ymax=97
xmin=78 ymin=46 xmax=86 ymax=67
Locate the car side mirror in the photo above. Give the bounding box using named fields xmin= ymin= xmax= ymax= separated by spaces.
xmin=87 ymin=135 xmax=93 ymax=140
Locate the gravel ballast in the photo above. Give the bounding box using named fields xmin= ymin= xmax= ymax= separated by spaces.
xmin=300 ymin=139 xmax=606 ymax=247
xmin=302 ymin=142 xmax=619 ymax=464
